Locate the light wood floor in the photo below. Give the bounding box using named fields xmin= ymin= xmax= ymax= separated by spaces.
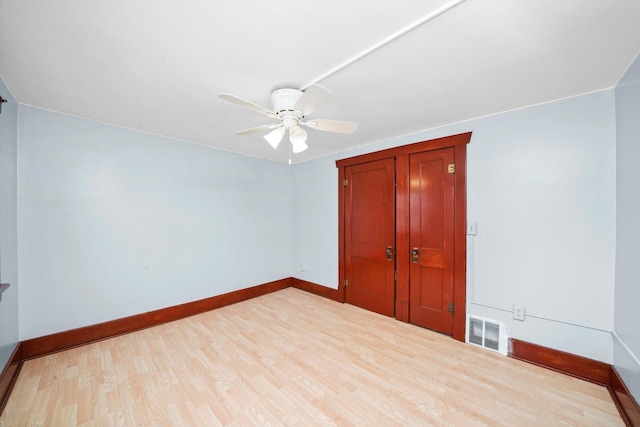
xmin=0 ymin=288 xmax=622 ymax=426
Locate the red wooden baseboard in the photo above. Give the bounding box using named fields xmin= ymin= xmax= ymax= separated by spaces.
xmin=20 ymin=278 xmax=292 ymax=360
xmin=508 ymin=338 xmax=611 ymax=385
xmin=291 ymin=277 xmax=341 ymax=302
xmin=509 ymin=338 xmax=640 ymax=426
xmin=19 ymin=277 xmax=341 ymax=362
xmin=0 ymin=343 xmax=23 ymax=415
xmin=610 ymin=366 xmax=640 ymax=426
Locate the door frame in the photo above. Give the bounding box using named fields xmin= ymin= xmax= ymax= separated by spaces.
xmin=337 ymin=132 xmax=471 ymax=342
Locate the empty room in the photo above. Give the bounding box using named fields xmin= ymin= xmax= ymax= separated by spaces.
xmin=0 ymin=0 xmax=639 ymax=425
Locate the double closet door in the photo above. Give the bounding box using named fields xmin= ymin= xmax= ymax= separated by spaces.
xmin=337 ymin=133 xmax=470 ymax=340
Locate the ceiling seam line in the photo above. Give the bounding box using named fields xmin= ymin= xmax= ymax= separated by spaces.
xmin=300 ymin=0 xmax=467 ymax=90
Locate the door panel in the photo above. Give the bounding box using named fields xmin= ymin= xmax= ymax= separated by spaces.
xmin=352 ymin=257 xmax=387 ymax=295
xmin=344 ymin=158 xmax=395 ymax=317
xmin=409 ymin=148 xmax=455 ymax=334
xmin=420 ymin=268 xmax=444 ymax=310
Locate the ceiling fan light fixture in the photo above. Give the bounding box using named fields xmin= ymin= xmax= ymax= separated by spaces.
xmin=264 ymin=126 xmax=285 ymax=149
xmin=291 ymin=139 xmax=308 ymax=154
xmin=220 ymin=84 xmax=357 ymax=160
xmin=289 ymin=125 xmax=308 ymax=153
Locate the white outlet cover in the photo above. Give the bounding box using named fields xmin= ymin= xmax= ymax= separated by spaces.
xmin=513 ymin=305 xmax=525 ymax=321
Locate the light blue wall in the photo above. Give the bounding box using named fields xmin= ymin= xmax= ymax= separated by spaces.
xmin=3 ymin=65 xmax=634 ymax=398
xmin=18 ymin=106 xmax=293 ymax=340
xmin=0 ymin=77 xmax=19 ymax=368
xmin=614 ymin=53 xmax=640 ymax=401
xmin=293 ymin=89 xmax=617 ymax=363
xmin=292 ymin=155 xmax=339 ymax=286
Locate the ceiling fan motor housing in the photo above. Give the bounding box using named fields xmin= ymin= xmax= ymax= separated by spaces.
xmin=271 ymin=88 xmax=303 ymax=115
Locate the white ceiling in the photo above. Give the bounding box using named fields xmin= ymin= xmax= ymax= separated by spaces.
xmin=1 ymin=0 xmax=639 ymax=164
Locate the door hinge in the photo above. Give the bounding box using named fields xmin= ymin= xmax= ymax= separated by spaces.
xmin=447 ymin=163 xmax=455 ymax=174
xmin=344 ymin=278 xmax=349 ymax=287
xmin=343 ymin=178 xmax=348 ymax=186
xmin=447 ymin=302 xmax=454 ymax=314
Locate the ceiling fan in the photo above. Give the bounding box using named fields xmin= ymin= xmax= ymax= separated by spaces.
xmin=218 ymin=84 xmax=357 ymax=154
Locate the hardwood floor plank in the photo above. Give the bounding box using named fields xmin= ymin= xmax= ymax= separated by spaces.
xmin=0 ymin=288 xmax=623 ymax=426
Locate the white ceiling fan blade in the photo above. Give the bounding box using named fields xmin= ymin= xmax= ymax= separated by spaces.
xmin=219 ymin=93 xmax=277 ymax=118
xmin=235 ymin=124 xmax=279 ymax=136
xmin=293 ymin=84 xmax=332 ymax=116
xmin=302 ymin=119 xmax=358 ymax=134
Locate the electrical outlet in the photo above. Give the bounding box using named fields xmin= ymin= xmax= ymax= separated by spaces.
xmin=300 ymin=263 xmax=306 ymax=272
xmin=513 ymin=305 xmax=525 ymax=321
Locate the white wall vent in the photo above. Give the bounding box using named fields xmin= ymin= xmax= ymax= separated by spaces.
xmin=466 ymin=315 xmax=508 ymax=355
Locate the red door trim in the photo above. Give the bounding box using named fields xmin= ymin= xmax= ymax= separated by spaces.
xmin=337 ymin=132 xmax=471 ymax=341
xmin=337 ymin=165 xmax=346 ymax=302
